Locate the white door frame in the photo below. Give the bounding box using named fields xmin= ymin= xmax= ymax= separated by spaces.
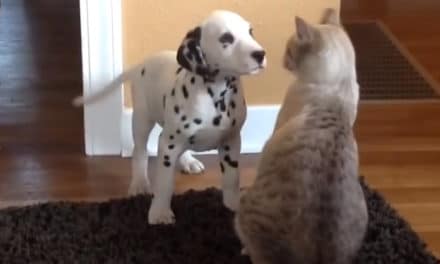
xmin=79 ymin=0 xmax=123 ymax=155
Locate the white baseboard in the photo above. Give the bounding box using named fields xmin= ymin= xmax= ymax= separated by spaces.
xmin=121 ymin=105 xmax=281 ymax=157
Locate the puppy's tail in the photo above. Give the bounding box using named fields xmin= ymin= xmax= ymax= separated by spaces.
xmin=72 ymin=65 xmax=139 ymax=107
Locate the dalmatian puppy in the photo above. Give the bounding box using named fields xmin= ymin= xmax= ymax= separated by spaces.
xmin=73 ymin=10 xmax=267 ymax=225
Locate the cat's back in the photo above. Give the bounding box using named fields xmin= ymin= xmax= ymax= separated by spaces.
xmin=256 ymin=95 xmax=356 ymax=187
xmin=294 ymin=97 xmax=367 ymax=261
xmin=239 ymin=97 xmax=368 ymax=263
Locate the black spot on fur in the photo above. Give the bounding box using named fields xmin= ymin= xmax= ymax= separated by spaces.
xmin=224 ymin=145 xmax=230 ymax=151
xmin=232 ymin=119 xmax=236 ymax=126
xmin=224 ymin=155 xmax=238 ymax=168
xmin=227 ymin=111 xmax=230 ymax=117
xmin=220 ymin=162 xmax=225 ymax=173
xmin=182 ymin=85 xmax=189 ymax=99
xmin=190 ymin=77 xmax=195 ymax=84
xmin=231 ymin=76 xmax=236 ymax=82
xmin=225 ymin=77 xmax=231 ymax=87
xmin=163 ymin=161 xmax=171 ymax=167
xmin=232 ymin=86 xmax=238 ymax=94
xmin=141 ymin=68 xmax=145 ymax=76
xmin=220 ymin=90 xmax=227 ymax=97
xmin=176 ymin=67 xmax=183 ymax=74
xmin=199 ymin=68 xmax=219 ymax=81
xmin=193 ymin=118 xmax=202 ymax=125
xmin=184 ymin=123 xmax=190 ymax=129
xmin=196 ymin=67 xmax=208 ymax=78
xmin=171 ymin=88 xmax=175 ymax=96
xmin=207 ymin=87 xmax=214 ymax=97
xmin=181 ymin=115 xmax=187 ymax=121
xmin=230 ymin=100 xmax=236 ymax=109
xmin=169 ymin=135 xmax=174 ymax=140
xmin=164 ymin=155 xmax=170 ymax=160
xmin=176 ymin=129 xmax=181 ymax=134
xmin=213 ymin=115 xmax=222 ymax=126
xmin=174 ymin=105 xmax=180 ymax=114
xmin=189 ymin=135 xmax=195 ymax=145
xmin=219 ymin=32 xmax=235 ymax=44
xmin=219 ymin=100 xmax=226 ymax=112
xmin=168 ymin=144 xmax=175 ymax=150
xmin=162 ymin=95 xmax=166 ymax=109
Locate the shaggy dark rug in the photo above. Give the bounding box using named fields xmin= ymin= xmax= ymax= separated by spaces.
xmin=0 ymin=179 xmax=438 ymax=264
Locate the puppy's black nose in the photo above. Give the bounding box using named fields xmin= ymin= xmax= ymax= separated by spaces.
xmin=251 ymin=50 xmax=266 ymax=64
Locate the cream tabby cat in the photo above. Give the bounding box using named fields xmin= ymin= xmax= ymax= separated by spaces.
xmin=234 ymin=9 xmax=368 ymax=264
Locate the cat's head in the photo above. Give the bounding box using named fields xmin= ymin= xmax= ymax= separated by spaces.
xmin=283 ymin=9 xmax=356 ymax=84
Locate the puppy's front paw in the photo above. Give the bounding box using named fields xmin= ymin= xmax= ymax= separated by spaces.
xmin=223 ymin=190 xmax=240 ymax=212
xmin=148 ymin=206 xmax=175 ymax=225
xmin=180 ymin=155 xmax=205 ymax=174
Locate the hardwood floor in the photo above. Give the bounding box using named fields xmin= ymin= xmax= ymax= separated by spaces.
xmin=0 ymin=0 xmax=440 ymax=257
xmin=342 ymin=0 xmax=440 ymax=255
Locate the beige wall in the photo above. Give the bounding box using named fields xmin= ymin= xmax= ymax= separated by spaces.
xmin=122 ymin=0 xmax=340 ymax=107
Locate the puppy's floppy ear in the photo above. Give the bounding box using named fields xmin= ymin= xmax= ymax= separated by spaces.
xmin=176 ymin=26 xmax=209 ymax=75
xmin=320 ymin=8 xmax=340 ymax=25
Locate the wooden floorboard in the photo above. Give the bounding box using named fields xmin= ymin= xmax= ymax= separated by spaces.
xmin=0 ymin=0 xmax=440 ymax=257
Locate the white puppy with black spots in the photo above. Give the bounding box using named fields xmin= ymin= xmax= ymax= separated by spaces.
xmin=73 ymin=10 xmax=266 ymax=225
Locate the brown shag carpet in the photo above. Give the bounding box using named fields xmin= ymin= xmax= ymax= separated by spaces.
xmin=0 ymin=179 xmax=438 ymax=264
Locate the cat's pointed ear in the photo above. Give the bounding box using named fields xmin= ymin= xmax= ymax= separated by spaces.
xmin=295 ymin=16 xmax=315 ymax=44
xmin=320 ymin=8 xmax=340 ymax=25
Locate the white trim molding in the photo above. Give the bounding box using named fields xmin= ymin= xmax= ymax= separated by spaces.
xmin=79 ymin=0 xmax=123 ymax=155
xmin=121 ymin=105 xmax=281 ymax=157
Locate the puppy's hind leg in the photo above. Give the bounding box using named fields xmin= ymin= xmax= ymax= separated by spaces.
xmin=128 ymin=109 xmax=154 ymax=196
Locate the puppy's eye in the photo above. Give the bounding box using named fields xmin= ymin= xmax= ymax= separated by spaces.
xmin=249 ymin=28 xmax=254 ymax=36
xmin=219 ymin=32 xmax=235 ymax=44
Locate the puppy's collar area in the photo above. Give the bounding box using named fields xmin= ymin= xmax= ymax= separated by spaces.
xmin=197 ymin=67 xmax=237 ymax=84
xmin=204 ymin=74 xmax=238 ymax=86
xmin=208 ymin=76 xmax=239 ymax=114
xmin=196 ymin=66 xmax=220 ymax=83
xmin=177 ymin=66 xmax=237 ymax=89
